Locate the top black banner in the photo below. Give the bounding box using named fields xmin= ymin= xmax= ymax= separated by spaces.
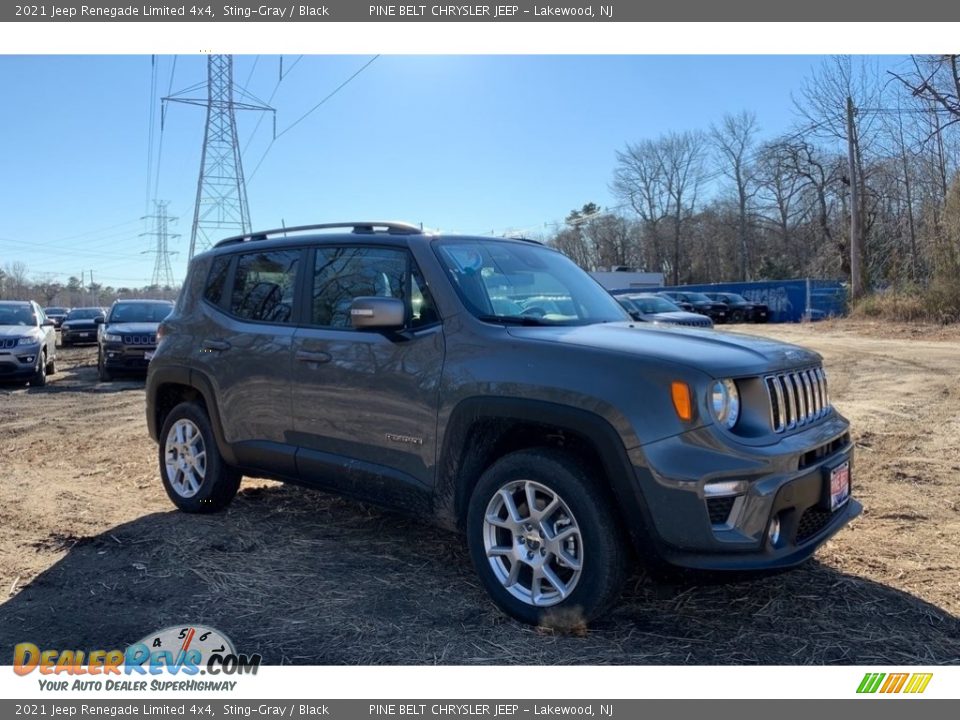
xmin=5 ymin=0 xmax=959 ymax=21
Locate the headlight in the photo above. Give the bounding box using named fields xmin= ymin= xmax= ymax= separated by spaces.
xmin=103 ymin=333 xmax=123 ymax=343
xmin=710 ymin=378 xmax=740 ymax=429
xmin=62 ymin=323 xmax=72 ymax=330
xmin=17 ymin=336 xmax=40 ymax=346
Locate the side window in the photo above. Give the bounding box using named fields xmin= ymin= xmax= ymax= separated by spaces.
xmin=229 ymin=249 xmax=300 ymax=324
xmin=204 ymin=255 xmax=232 ymax=307
xmin=311 ymin=247 xmax=406 ymax=328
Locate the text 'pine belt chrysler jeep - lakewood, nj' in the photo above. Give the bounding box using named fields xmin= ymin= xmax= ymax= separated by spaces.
xmin=145 ymin=222 xmax=860 ymax=624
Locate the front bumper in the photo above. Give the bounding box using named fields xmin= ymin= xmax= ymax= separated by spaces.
xmin=629 ymin=412 xmax=859 ymax=570
xmin=0 ymin=348 xmax=40 ymax=379
xmin=102 ymin=342 xmax=156 ymax=372
xmin=62 ymin=327 xmax=98 ymax=344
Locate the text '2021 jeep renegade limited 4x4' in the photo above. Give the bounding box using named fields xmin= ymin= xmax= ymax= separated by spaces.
xmin=146 ymin=222 xmax=859 ymax=624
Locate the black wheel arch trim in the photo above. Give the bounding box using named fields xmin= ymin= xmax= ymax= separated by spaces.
xmin=147 ymin=365 xmax=238 ymax=467
xmin=436 ymin=396 xmax=667 ymax=562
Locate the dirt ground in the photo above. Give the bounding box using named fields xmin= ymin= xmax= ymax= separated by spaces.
xmin=0 ymin=321 xmax=958 ymax=664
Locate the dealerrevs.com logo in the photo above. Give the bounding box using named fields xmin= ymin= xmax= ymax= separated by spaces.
xmin=857 ymin=672 xmax=933 ymax=695
xmin=13 ymin=625 xmax=261 ymax=691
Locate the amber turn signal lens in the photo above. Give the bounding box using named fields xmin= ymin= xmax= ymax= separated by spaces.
xmin=671 ymin=381 xmax=692 ymax=421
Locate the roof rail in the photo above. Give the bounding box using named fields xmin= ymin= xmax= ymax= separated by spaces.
xmin=214 ymin=221 xmax=423 ymax=248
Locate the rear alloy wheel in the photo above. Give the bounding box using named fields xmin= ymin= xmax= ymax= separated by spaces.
xmin=30 ymin=351 xmax=47 ymax=387
xmin=731 ymin=310 xmax=745 ymax=323
xmin=467 ymin=449 xmax=627 ymax=625
xmin=159 ymin=402 xmax=241 ymax=513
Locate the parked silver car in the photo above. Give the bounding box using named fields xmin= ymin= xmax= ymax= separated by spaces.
xmin=0 ymin=301 xmax=57 ymax=386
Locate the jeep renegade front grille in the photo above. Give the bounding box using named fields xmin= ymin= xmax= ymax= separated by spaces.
xmin=124 ymin=334 xmax=157 ymax=345
xmin=765 ymin=367 xmax=829 ymax=433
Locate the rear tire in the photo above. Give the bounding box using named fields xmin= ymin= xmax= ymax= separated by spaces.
xmin=466 ymin=448 xmax=627 ymax=625
xmin=158 ymin=402 xmax=241 ymax=513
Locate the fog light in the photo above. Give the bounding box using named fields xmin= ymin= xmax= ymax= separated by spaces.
xmin=768 ymin=516 xmax=781 ymax=546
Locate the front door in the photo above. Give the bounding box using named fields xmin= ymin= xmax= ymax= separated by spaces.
xmin=290 ymin=245 xmax=444 ymax=498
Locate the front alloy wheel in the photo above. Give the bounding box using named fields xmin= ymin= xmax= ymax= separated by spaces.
xmin=467 ymin=448 xmax=627 ymax=625
xmin=483 ymin=479 xmax=583 ymax=607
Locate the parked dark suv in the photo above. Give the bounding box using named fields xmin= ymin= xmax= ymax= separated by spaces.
xmin=146 ymin=222 xmax=858 ymax=624
xmin=60 ymin=307 xmax=106 ymax=346
xmin=97 ymin=299 xmax=174 ymax=381
xmin=705 ymin=292 xmax=770 ymax=323
xmin=658 ymin=291 xmax=730 ymax=323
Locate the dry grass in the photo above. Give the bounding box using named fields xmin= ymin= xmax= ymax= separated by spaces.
xmin=0 ymin=331 xmax=958 ymax=665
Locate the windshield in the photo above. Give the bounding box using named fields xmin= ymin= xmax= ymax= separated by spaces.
xmin=627 ymin=295 xmax=681 ymax=314
xmin=45 ymin=307 xmax=68 ymax=314
xmin=0 ymin=304 xmax=35 ymax=326
xmin=108 ymin=302 xmax=173 ymax=323
xmin=684 ymin=292 xmax=713 ymax=303
xmin=723 ymin=293 xmax=748 ymax=303
xmin=434 ymin=239 xmax=628 ymax=326
xmin=67 ymin=308 xmax=103 ymax=320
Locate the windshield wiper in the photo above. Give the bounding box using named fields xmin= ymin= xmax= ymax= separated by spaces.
xmin=476 ymin=314 xmax=555 ymax=326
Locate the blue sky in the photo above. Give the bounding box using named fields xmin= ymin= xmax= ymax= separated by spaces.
xmin=0 ymin=54 xmax=904 ymax=288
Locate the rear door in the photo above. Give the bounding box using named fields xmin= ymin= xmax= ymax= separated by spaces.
xmin=194 ymin=246 xmax=303 ymax=475
xmin=290 ymin=244 xmax=445 ymax=497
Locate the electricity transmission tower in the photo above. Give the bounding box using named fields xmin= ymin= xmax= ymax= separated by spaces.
xmin=142 ymin=201 xmax=179 ymax=288
xmin=163 ymin=55 xmax=274 ymax=259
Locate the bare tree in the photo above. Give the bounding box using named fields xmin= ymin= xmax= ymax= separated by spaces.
xmin=612 ymin=139 xmax=668 ymax=273
xmin=661 ymin=130 xmax=708 ymax=286
xmin=3 ymin=262 xmax=30 ymax=299
xmin=795 ymin=56 xmax=883 ymax=297
xmin=712 ymin=111 xmax=760 ymax=280
xmin=891 ymin=55 xmax=960 ymax=124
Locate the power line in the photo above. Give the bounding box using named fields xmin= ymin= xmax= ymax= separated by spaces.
xmin=247 ymin=55 xmax=380 ymax=184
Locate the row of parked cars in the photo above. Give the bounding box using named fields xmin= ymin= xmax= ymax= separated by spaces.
xmin=610 ymin=289 xmax=769 ymax=328
xmin=0 ymin=299 xmax=173 ymax=386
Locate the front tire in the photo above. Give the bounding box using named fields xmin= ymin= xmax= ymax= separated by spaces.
xmin=158 ymin=402 xmax=241 ymax=513
xmin=466 ymin=448 xmax=627 ymax=625
xmin=30 ymin=351 xmax=47 ymax=387
xmin=97 ymin=351 xmax=113 ymax=382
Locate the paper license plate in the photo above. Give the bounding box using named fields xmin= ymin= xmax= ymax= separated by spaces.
xmin=829 ymin=461 xmax=851 ymax=511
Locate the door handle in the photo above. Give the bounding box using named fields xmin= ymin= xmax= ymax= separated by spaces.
xmin=201 ymin=339 xmax=231 ymax=352
xmin=296 ymin=350 xmax=332 ymax=365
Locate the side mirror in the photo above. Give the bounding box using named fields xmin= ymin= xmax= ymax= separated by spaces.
xmin=350 ymin=297 xmax=404 ymax=329
xmin=94 ymin=316 xmax=105 ymax=324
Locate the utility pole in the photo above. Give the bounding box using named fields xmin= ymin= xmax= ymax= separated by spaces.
xmin=846 ymin=96 xmax=862 ymax=300
xmin=163 ymin=55 xmax=274 ymax=260
xmin=141 ymin=201 xmax=179 ymax=288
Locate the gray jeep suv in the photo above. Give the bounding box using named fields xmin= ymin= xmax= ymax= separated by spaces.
xmin=0 ymin=300 xmax=57 ymax=386
xmin=146 ymin=222 xmax=859 ymax=624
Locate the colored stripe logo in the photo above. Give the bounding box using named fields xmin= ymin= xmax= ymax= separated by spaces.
xmin=857 ymin=672 xmax=933 ymax=694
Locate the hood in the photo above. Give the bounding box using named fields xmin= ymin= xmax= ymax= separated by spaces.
xmin=105 ymin=322 xmax=161 ymax=334
xmin=505 ymin=322 xmax=821 ymax=377
xmin=0 ymin=325 xmax=40 ymax=339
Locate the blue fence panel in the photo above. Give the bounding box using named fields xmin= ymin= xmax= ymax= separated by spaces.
xmin=667 ymin=279 xmax=847 ymax=323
